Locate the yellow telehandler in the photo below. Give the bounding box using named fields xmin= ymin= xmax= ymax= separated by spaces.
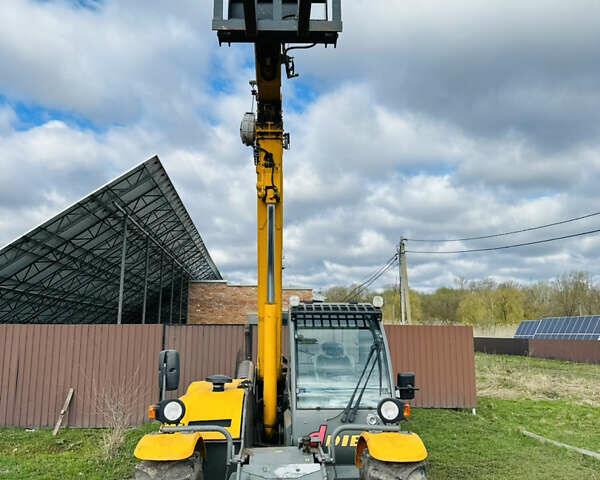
xmin=132 ymin=2 xmax=428 ymax=479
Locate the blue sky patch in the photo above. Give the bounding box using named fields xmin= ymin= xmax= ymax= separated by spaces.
xmin=0 ymin=94 xmax=102 ymax=133
xmin=34 ymin=0 xmax=102 ymax=11
xmin=284 ymin=78 xmax=319 ymax=114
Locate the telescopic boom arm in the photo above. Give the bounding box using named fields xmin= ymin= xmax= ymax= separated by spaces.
xmin=213 ymin=0 xmax=341 ymax=440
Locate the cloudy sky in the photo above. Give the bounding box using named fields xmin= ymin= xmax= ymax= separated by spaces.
xmin=1 ymin=0 xmax=600 ymax=292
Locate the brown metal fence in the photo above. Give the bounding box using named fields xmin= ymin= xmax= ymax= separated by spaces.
xmin=474 ymin=337 xmax=529 ymax=356
xmin=385 ymin=325 xmax=477 ymax=408
xmin=0 ymin=324 xmax=476 ymax=428
xmin=529 ymin=339 xmax=600 ymax=364
xmin=0 ymin=324 xmax=162 ymax=428
xmin=165 ymin=325 xmax=247 ymax=398
xmin=475 ymin=337 xmax=600 ymax=364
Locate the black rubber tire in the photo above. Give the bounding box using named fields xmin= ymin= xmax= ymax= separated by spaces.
xmin=132 ymin=453 xmax=203 ymax=480
xmin=359 ymin=449 xmax=426 ymax=480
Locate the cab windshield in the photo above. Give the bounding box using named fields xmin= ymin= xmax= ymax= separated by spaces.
xmin=295 ymin=327 xmax=391 ymax=409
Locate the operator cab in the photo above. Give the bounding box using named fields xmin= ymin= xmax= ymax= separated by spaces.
xmin=287 ymin=302 xmax=396 ymax=466
xmin=295 ymin=322 xmax=392 ymax=409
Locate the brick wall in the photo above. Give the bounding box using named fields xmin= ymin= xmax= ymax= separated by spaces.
xmin=188 ymin=281 xmax=313 ymax=324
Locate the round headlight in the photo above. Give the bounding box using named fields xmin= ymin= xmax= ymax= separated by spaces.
xmin=377 ymin=398 xmax=404 ymax=424
xmin=159 ymin=399 xmax=186 ymax=424
xmin=372 ymin=296 xmax=384 ymax=308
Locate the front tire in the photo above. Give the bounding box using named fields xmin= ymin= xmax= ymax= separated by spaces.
xmin=133 ymin=453 xmax=203 ymax=480
xmin=359 ymin=449 xmax=426 ymax=480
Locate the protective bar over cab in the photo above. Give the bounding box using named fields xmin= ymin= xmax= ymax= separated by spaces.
xmin=213 ymin=0 xmax=342 ymax=45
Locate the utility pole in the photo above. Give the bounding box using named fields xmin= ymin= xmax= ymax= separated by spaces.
xmin=398 ymin=238 xmax=412 ymax=325
xmin=401 ymin=239 xmax=412 ymax=324
xmin=398 ymin=240 xmax=406 ymax=325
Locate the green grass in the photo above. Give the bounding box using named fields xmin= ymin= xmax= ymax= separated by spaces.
xmin=410 ymin=397 xmax=600 ymax=479
xmin=476 ymin=352 xmax=600 ymax=406
xmin=406 ymin=353 xmax=600 ymax=479
xmin=1 ymin=354 xmax=599 ymax=479
xmin=0 ymin=423 xmax=157 ymax=480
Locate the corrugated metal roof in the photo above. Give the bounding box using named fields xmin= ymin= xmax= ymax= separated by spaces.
xmin=0 ymin=156 xmax=221 ymax=324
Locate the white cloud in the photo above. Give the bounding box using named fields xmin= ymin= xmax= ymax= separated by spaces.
xmin=295 ymin=0 xmax=600 ymax=149
xmin=1 ymin=0 xmax=600 ymax=295
xmin=0 ymin=0 xmax=219 ymax=125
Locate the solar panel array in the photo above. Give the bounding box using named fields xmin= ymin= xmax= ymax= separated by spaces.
xmin=514 ymin=320 xmax=541 ymax=339
xmin=514 ymin=316 xmax=600 ymax=341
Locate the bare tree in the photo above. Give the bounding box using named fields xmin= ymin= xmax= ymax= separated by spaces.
xmin=552 ymin=271 xmax=592 ymax=316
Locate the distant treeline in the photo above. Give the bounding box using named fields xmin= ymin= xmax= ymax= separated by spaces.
xmin=323 ymin=271 xmax=600 ymax=326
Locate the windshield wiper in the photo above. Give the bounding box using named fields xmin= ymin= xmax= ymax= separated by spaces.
xmin=340 ymin=321 xmax=384 ymax=423
xmin=348 ymin=354 xmax=378 ymax=422
xmin=341 ymin=343 xmax=379 ymax=423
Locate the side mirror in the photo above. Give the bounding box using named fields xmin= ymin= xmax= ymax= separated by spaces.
xmin=396 ymin=372 xmax=418 ymax=400
xmin=158 ymin=350 xmax=180 ymax=400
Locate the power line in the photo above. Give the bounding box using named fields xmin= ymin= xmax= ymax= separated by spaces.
xmin=341 ymin=217 xmax=600 ymax=298
xmin=344 ymin=253 xmax=398 ymax=301
xmin=406 ymin=226 xmax=600 ymax=254
xmin=344 ymin=254 xmax=397 ymax=301
xmin=345 ymin=260 xmax=396 ymax=302
xmin=405 ymin=210 xmax=600 ymax=243
xmin=355 ymin=253 xmax=398 ymax=286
